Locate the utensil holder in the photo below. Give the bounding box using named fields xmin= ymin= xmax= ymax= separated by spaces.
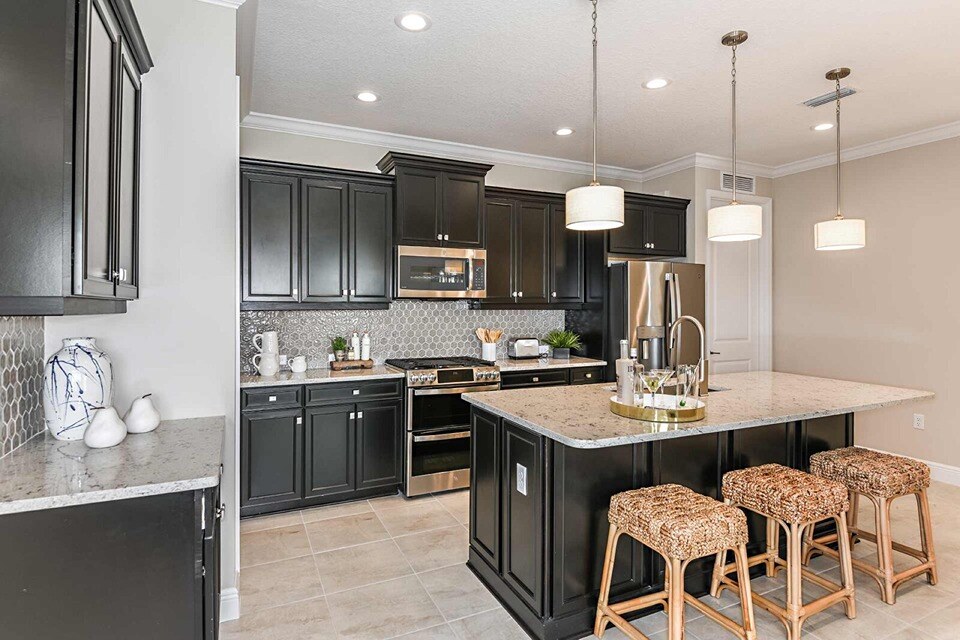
xmin=481 ymin=342 xmax=497 ymax=362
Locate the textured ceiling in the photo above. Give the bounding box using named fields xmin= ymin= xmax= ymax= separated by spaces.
xmin=242 ymin=0 xmax=960 ymax=170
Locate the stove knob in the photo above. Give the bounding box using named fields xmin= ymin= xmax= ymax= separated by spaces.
xmin=426 ymin=373 xmax=436 ymax=382
xmin=411 ymin=375 xmax=423 ymax=384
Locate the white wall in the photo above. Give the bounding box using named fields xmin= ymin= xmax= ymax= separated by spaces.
xmin=44 ymin=0 xmax=240 ymax=616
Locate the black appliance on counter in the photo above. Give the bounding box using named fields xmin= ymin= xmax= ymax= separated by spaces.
xmin=385 ymin=357 xmax=500 ymax=496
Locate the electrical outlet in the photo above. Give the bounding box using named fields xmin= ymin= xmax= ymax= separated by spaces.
xmin=516 ymin=464 xmax=527 ymax=496
xmin=279 ymin=354 xmax=288 ymax=366
xmin=913 ymin=413 xmax=925 ymax=430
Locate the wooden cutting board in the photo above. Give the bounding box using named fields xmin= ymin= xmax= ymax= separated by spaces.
xmin=330 ymin=359 xmax=375 ymax=371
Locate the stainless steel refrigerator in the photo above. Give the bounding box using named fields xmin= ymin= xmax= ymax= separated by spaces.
xmin=605 ymin=261 xmax=707 ymax=386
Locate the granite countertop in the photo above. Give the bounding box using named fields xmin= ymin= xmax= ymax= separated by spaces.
xmin=240 ymin=365 xmax=404 ymax=388
xmin=496 ymin=356 xmax=606 ymax=372
xmin=464 ymin=371 xmax=934 ymax=449
xmin=0 ymin=416 xmax=224 ymax=515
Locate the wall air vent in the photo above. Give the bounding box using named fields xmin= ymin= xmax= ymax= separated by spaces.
xmin=721 ymin=173 xmax=755 ymax=195
xmin=803 ymin=86 xmax=856 ymax=108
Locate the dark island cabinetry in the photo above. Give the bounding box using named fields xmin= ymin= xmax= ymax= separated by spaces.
xmin=240 ymin=380 xmax=403 ymax=517
xmin=468 ymin=409 xmax=853 ymax=640
xmin=0 ymin=0 xmax=152 ymax=315
xmin=241 ymin=159 xmax=393 ymax=310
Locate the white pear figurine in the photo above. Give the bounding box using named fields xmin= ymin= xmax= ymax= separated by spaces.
xmin=125 ymin=394 xmax=161 ymax=434
xmin=84 ymin=407 xmax=128 ymax=449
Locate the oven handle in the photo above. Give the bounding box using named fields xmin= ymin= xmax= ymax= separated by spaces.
xmin=413 ymin=430 xmax=471 ymax=443
xmin=412 ymin=384 xmax=500 ymax=396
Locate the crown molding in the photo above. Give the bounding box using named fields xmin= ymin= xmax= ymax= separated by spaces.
xmin=241 ymin=112 xmax=647 ymax=183
xmin=772 ymin=119 xmax=960 ymax=178
xmin=196 ymin=0 xmax=247 ymax=8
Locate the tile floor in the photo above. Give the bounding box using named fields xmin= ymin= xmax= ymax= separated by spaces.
xmin=222 ymin=482 xmax=960 ymax=640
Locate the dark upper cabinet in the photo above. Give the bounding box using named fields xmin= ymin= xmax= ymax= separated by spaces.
xmin=240 ymin=160 xmax=393 ymax=310
xmin=607 ymin=202 xmax=646 ymax=256
xmin=516 ymin=202 xmax=550 ymax=304
xmin=304 ymin=404 xmax=355 ymax=500
xmin=608 ymin=196 xmax=688 ymax=258
xmin=549 ymin=203 xmax=584 ymax=303
xmin=356 ymin=399 xmax=403 ymax=490
xmin=483 ymin=199 xmax=516 ymax=304
xmin=378 ymin=152 xmax=492 ymax=248
xmin=0 ymin=0 xmax=152 ymax=315
xmin=240 ymin=407 xmax=303 ymax=513
xmin=584 ymin=230 xmax=606 ymax=305
xmin=643 ymin=205 xmax=686 ymax=256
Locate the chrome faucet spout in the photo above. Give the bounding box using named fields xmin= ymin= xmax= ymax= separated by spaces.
xmin=669 ymin=315 xmax=705 ymax=382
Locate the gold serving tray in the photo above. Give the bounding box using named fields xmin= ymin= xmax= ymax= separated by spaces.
xmin=609 ymin=395 xmax=706 ymax=423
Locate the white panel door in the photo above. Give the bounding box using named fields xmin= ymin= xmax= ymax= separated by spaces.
xmin=703 ymin=191 xmax=772 ymax=374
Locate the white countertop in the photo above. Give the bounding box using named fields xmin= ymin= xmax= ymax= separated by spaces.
xmin=0 ymin=416 xmax=224 ymax=515
xmin=496 ymin=356 xmax=606 ymax=372
xmin=240 ymin=365 xmax=404 ymax=388
xmin=463 ymin=371 xmax=933 ymax=449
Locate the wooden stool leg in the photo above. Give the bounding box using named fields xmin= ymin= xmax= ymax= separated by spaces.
xmin=709 ymin=548 xmax=727 ymax=598
xmin=765 ymin=516 xmax=779 ymax=577
xmin=667 ymin=557 xmax=685 ymax=640
xmin=785 ymin=522 xmax=803 ymax=640
xmin=835 ymin=513 xmax=857 ymax=619
xmin=848 ymin=490 xmax=860 ymax=532
xmin=594 ymin=524 xmax=620 ymax=638
xmin=733 ymin=544 xmax=757 ymax=640
xmin=876 ymin=496 xmax=897 ymax=604
xmin=801 ymin=522 xmax=816 ymax=565
xmin=916 ymin=488 xmax=938 ymax=585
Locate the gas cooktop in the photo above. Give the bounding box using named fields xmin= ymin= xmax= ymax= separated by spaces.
xmin=385 ymin=356 xmax=493 ymax=371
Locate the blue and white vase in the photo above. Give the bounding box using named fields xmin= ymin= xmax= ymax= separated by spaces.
xmin=43 ymin=337 xmax=113 ymax=441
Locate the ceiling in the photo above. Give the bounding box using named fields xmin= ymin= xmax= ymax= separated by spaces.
xmin=239 ymin=0 xmax=960 ymax=171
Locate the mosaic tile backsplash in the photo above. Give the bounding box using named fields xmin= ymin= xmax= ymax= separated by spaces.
xmin=240 ymin=301 xmax=565 ymax=373
xmin=0 ymin=317 xmax=44 ymax=457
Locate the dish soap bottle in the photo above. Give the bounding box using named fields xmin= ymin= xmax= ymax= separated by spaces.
xmin=350 ymin=332 xmax=361 ymax=361
xmin=616 ymin=339 xmax=635 ymax=406
xmin=360 ymin=332 xmax=371 ymax=361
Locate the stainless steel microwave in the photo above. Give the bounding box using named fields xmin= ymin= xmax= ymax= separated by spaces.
xmin=395 ymin=246 xmax=487 ymax=299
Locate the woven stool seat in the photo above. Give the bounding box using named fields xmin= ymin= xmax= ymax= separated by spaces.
xmin=722 ymin=464 xmax=848 ymax=524
xmin=810 ymin=447 xmax=930 ymax=499
xmin=608 ymin=484 xmax=747 ymax=560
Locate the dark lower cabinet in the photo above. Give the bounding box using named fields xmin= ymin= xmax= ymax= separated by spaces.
xmin=240 ymin=407 xmax=303 ymax=513
xmin=241 ymin=382 xmax=403 ymax=517
xmin=471 ymin=410 xmax=501 ymax=569
xmin=499 ymin=366 xmax=605 ymax=389
xmin=304 ymin=404 xmax=355 ymax=500
xmin=0 ymin=486 xmax=220 ymax=640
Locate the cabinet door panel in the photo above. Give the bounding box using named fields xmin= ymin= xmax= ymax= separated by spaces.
xmin=516 ymin=202 xmax=549 ymax=303
xmin=471 ymin=410 xmax=500 ymax=569
xmin=584 ymin=230 xmax=606 ymax=304
xmin=78 ymin=0 xmax=120 ymax=297
xmin=241 ymin=408 xmax=303 ymax=513
xmin=395 ymin=167 xmax=441 ymax=245
xmin=644 ymin=207 xmax=685 ymax=256
xmin=549 ymin=203 xmax=583 ymax=303
xmin=357 ymin=399 xmax=402 ymax=490
xmin=114 ymin=42 xmax=140 ymax=299
xmin=483 ymin=199 xmax=515 ymax=303
xmin=442 ymin=173 xmax=484 ymax=248
xmin=241 ymin=172 xmax=299 ymax=302
xmin=301 ymin=178 xmax=348 ymax=302
xmin=501 ymin=421 xmax=544 ymax=615
xmin=350 ymin=184 xmax=392 ymax=302
xmin=607 ymin=203 xmax=645 ymax=256
xmin=304 ymin=404 xmax=355 ymax=500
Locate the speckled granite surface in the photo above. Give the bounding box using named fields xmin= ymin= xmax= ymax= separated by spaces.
xmin=0 ymin=416 xmax=224 ymax=515
xmin=464 ymin=371 xmax=934 ymax=449
xmin=240 ymin=365 xmax=404 ymax=388
xmin=496 ymin=356 xmax=606 ymax=372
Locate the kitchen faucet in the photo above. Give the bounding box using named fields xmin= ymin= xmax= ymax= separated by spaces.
xmin=669 ymin=314 xmax=705 ymax=383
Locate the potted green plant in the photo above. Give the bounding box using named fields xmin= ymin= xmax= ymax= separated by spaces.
xmin=331 ymin=336 xmax=348 ymax=361
xmin=543 ymin=329 xmax=582 ymax=359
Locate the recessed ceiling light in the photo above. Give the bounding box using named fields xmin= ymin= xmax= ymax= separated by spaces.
xmin=396 ymin=12 xmax=431 ymax=32
xmin=813 ymin=122 xmax=834 ymax=131
xmin=554 ymin=127 xmax=574 ymax=136
xmin=355 ymin=91 xmax=379 ymax=103
xmin=643 ymin=78 xmax=670 ymax=90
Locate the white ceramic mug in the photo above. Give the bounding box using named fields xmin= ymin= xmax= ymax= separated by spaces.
xmin=290 ymin=355 xmax=307 ymax=373
xmin=253 ymin=331 xmax=279 ymax=354
xmin=252 ymin=352 xmax=280 ymax=376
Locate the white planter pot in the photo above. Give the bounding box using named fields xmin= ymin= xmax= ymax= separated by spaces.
xmin=43 ymin=337 xmax=113 ymax=441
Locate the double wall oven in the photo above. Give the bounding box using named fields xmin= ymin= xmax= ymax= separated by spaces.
xmin=385 ymin=357 xmax=500 ymax=496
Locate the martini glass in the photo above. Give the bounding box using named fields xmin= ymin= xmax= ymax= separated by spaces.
xmin=640 ymin=368 xmax=674 ymax=410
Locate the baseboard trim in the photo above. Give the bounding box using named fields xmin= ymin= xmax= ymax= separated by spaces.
xmin=860 ymin=447 xmax=960 ymax=487
xmin=220 ymin=587 xmax=240 ymax=622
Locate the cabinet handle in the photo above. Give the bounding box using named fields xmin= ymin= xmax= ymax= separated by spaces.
xmin=342 ymin=289 xmax=348 ymax=296
xmin=585 ymin=373 xmax=592 ymax=378
xmin=518 ymin=291 xmax=523 ymax=298
xmin=352 ymin=389 xmax=360 ymax=395
xmin=296 ymin=416 xmax=302 ymax=424
xmin=357 ymin=411 xmax=364 ymax=419
xmin=532 ymin=376 xmax=539 ymax=382
xmin=293 ymin=288 xmax=299 ymax=297
xmin=651 ymin=243 xmax=656 ymax=249
xmin=349 ymin=412 xmax=355 ymax=420
xmin=350 ymin=289 xmax=356 ymax=296
xmin=443 ymin=234 xmax=449 ymax=241
xmin=437 ymin=234 xmax=442 ymax=240
xmin=268 ymin=396 xmax=277 ymax=402
xmin=511 ymin=291 xmax=517 ymax=297
xmin=552 ymin=291 xmax=557 ymax=298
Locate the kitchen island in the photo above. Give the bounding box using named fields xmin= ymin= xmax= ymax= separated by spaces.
xmin=464 ymin=371 xmax=932 ymax=640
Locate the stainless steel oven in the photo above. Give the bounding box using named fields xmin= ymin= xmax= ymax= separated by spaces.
xmin=395 ymin=246 xmax=487 ymax=299
xmin=386 ymin=357 xmax=500 ymax=496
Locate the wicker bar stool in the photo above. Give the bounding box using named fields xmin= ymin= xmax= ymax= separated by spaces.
xmin=711 ymin=464 xmax=856 ymax=640
xmin=806 ymin=447 xmax=937 ymax=604
xmin=595 ymin=484 xmax=757 ymax=640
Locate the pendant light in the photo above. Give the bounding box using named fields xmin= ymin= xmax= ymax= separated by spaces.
xmin=814 ymin=68 xmax=865 ymax=251
xmin=708 ymin=31 xmax=762 ymax=242
xmin=565 ymin=0 xmax=624 ymax=231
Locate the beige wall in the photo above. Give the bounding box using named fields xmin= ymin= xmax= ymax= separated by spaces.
xmin=772 ymin=137 xmax=957 ymax=468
